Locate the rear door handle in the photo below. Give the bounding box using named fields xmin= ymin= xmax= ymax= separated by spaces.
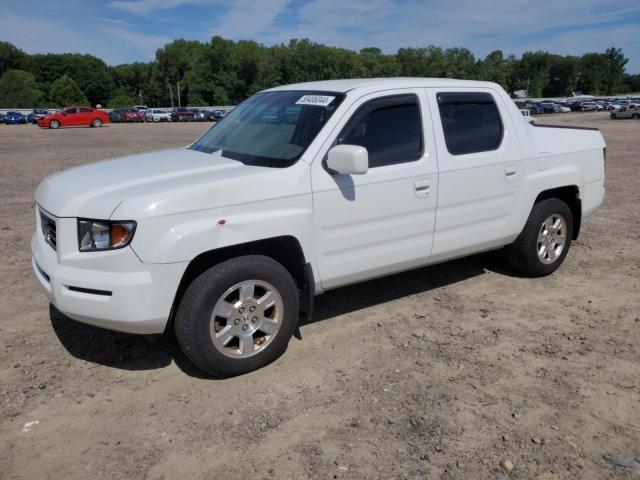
xmin=414 ymin=178 xmax=431 ymax=198
xmin=505 ymin=165 xmax=518 ymax=182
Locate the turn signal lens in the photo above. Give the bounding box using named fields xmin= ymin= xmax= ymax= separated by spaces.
xmin=110 ymin=222 xmax=135 ymax=248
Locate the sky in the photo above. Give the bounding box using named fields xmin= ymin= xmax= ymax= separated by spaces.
xmin=1 ymin=0 xmax=639 ymax=73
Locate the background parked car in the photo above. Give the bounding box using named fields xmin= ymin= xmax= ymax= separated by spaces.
xmin=133 ymin=105 xmax=149 ymax=117
xmin=121 ymin=108 xmax=144 ymax=123
xmin=610 ymin=106 xmax=640 ymax=120
xmin=38 ymin=106 xmax=109 ymax=129
xmin=145 ymin=109 xmax=172 ymax=122
xmin=190 ymin=108 xmax=207 ymax=121
xmin=170 ymin=107 xmax=195 ymax=122
xmin=566 ymin=101 xmax=583 ymax=111
xmin=539 ymin=102 xmax=560 ymax=114
xmin=0 ymin=112 xmax=4 ymax=124
xmin=524 ymin=102 xmax=543 ymax=115
xmin=580 ymin=102 xmax=597 ymax=111
xmin=27 ymin=109 xmax=50 ymax=124
xmin=520 ymin=109 xmax=534 ymax=123
xmin=109 ymin=108 xmax=125 ymax=123
xmin=4 ymin=111 xmax=27 ymax=124
xmin=205 ymin=110 xmax=225 ymax=121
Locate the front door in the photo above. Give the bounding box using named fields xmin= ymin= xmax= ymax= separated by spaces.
xmin=311 ymin=89 xmax=438 ymax=290
xmin=62 ymin=108 xmax=79 ymax=126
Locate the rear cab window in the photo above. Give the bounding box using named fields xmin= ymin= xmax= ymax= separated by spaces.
xmin=436 ymin=92 xmax=503 ymax=155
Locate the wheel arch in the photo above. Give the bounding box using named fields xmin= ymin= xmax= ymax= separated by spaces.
xmin=534 ymin=185 xmax=581 ymax=239
xmin=166 ymin=235 xmax=313 ymax=333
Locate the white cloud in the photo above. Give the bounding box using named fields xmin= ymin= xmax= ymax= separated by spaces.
xmin=110 ymin=0 xmax=216 ymax=15
xmin=257 ymin=0 xmax=640 ymax=71
xmin=210 ymin=0 xmax=291 ymax=39
xmin=100 ymin=26 xmax=172 ymax=59
xmin=1 ymin=0 xmax=638 ymax=71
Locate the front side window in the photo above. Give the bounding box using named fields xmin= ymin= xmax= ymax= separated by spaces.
xmin=191 ymin=90 xmax=344 ymax=168
xmin=437 ymin=92 xmax=503 ymax=155
xmin=64 ymin=108 xmax=78 ymax=115
xmin=338 ymin=95 xmax=422 ymax=168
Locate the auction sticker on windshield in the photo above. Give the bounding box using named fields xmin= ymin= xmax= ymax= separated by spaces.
xmin=295 ymin=95 xmax=336 ymax=107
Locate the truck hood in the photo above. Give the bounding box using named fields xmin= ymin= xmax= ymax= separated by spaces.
xmin=35 ymin=148 xmax=256 ymax=219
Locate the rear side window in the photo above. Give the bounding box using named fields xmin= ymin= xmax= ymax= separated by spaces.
xmin=339 ymin=94 xmax=422 ymax=168
xmin=437 ymin=92 xmax=503 ymax=155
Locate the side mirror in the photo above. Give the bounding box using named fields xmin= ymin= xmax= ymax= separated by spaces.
xmin=326 ymin=144 xmax=368 ymax=175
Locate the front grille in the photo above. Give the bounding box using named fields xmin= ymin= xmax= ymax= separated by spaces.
xmin=39 ymin=209 xmax=57 ymax=251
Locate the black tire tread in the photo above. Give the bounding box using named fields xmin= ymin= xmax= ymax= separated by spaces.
xmin=174 ymin=255 xmax=298 ymax=377
xmin=507 ymin=198 xmax=573 ymax=277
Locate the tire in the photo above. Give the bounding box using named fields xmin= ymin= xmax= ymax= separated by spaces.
xmin=49 ymin=119 xmax=60 ymax=129
xmin=506 ymin=198 xmax=573 ymax=277
xmin=174 ymin=255 xmax=299 ymax=377
xmin=91 ymin=118 xmax=102 ymax=128
xmin=633 ymin=114 xmax=639 ymax=120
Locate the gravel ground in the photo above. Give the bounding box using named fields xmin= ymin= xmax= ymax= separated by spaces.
xmin=0 ymin=115 xmax=639 ymax=479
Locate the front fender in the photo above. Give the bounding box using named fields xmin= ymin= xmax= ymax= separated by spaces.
xmin=128 ymin=194 xmax=316 ymax=265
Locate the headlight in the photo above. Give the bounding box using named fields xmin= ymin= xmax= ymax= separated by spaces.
xmin=78 ymin=219 xmax=136 ymax=252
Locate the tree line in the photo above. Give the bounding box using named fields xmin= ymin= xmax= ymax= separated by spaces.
xmin=0 ymin=38 xmax=637 ymax=109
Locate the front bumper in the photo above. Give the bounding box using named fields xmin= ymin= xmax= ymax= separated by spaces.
xmin=31 ymin=222 xmax=188 ymax=334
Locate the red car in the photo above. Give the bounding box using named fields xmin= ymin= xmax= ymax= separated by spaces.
xmin=121 ymin=108 xmax=145 ymax=123
xmin=170 ymin=107 xmax=195 ymax=122
xmin=38 ymin=106 xmax=109 ymax=129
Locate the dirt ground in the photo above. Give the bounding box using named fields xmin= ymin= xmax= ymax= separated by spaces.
xmin=0 ymin=114 xmax=638 ymax=480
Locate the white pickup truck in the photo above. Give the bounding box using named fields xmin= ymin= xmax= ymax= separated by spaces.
xmin=32 ymin=78 xmax=605 ymax=377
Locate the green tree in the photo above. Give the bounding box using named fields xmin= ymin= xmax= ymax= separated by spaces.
xmin=0 ymin=42 xmax=26 ymax=77
xmin=0 ymin=69 xmax=43 ymax=108
xmin=396 ymin=46 xmax=448 ymax=77
xmin=477 ymin=50 xmax=517 ymax=91
xmin=49 ymin=75 xmax=88 ymax=106
xmin=359 ymin=48 xmax=401 ymax=77
xmin=106 ymin=91 xmax=137 ymax=108
xmin=26 ymin=53 xmax=113 ymax=105
xmin=622 ymin=73 xmax=640 ymax=93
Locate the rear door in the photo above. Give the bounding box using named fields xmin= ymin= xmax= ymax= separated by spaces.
xmin=427 ymin=88 xmax=524 ymax=261
xmin=77 ymin=107 xmax=93 ymax=125
xmin=311 ymin=89 xmax=438 ymax=289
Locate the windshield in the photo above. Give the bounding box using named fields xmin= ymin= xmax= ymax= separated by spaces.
xmin=190 ymin=90 xmax=344 ymax=167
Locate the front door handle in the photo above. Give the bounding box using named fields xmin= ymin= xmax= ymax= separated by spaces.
xmin=414 ymin=178 xmax=431 ymax=198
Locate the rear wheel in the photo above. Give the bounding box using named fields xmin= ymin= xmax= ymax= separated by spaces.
xmin=174 ymin=255 xmax=299 ymax=377
xmin=49 ymin=119 xmax=60 ymax=129
xmin=507 ymin=198 xmax=573 ymax=276
xmin=91 ymin=118 xmax=102 ymax=128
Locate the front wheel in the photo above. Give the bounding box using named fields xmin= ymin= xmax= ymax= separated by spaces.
xmin=49 ymin=119 xmax=60 ymax=129
xmin=174 ymin=255 xmax=299 ymax=377
xmin=506 ymin=198 xmax=573 ymax=277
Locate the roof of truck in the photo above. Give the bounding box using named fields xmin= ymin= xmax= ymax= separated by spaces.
xmin=265 ymin=77 xmax=499 ymax=93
